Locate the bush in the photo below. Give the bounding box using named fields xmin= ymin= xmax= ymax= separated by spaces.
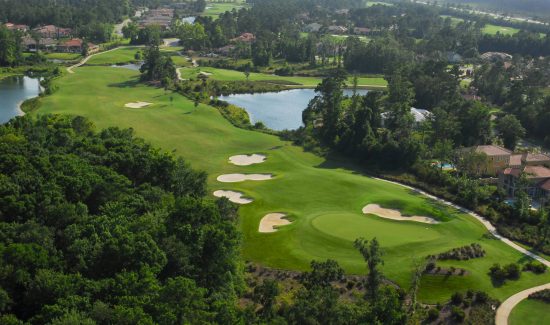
xmin=451 ymin=306 xmax=465 ymax=322
xmin=523 ymin=261 xmax=546 ymax=274
xmin=427 ymin=308 xmax=439 ymax=321
xmin=451 ymin=292 xmax=464 ymax=305
xmin=529 ymin=289 xmax=550 ymax=303
xmin=474 ymin=291 xmax=489 ymax=304
xmin=489 ymin=263 xmax=521 ymax=283
xmin=435 ymin=243 xmax=486 ymax=260
xmin=20 ymin=97 xmax=42 ymax=113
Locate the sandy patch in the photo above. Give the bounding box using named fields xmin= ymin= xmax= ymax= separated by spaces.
xmin=362 ymin=204 xmax=439 ymax=224
xmin=217 ymin=174 xmax=273 ymax=183
xmin=213 ymin=190 xmax=253 ymax=204
xmin=229 ymin=154 xmax=266 ymax=166
xmin=259 ymin=213 xmax=292 ymax=233
xmin=125 ymin=101 xmax=152 ymax=108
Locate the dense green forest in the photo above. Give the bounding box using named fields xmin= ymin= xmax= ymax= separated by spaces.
xmin=0 ymin=115 xmax=243 ymax=323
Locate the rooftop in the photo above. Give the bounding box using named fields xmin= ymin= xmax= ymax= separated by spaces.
xmin=523 ymin=152 xmax=550 ymax=163
xmin=540 ymin=179 xmax=550 ymax=191
xmin=524 ymin=165 xmax=550 ymax=178
xmin=510 ymin=154 xmax=522 ymax=166
xmin=475 ymin=145 xmax=512 ymax=156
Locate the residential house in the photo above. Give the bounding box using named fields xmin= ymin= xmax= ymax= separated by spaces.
xmin=473 ymin=145 xmax=512 ymax=175
xmin=381 ymin=107 xmax=433 ymax=127
xmin=5 ymin=23 xmax=29 ymax=32
xmin=230 ymin=33 xmax=255 ymax=43
xmin=480 ymin=52 xmax=512 ymax=62
xmin=353 ymin=27 xmax=372 ymax=35
xmin=327 ymin=25 xmax=348 ymax=34
xmin=33 ymin=25 xmax=72 ymax=39
xmin=57 ymin=38 xmax=98 ymax=54
xmin=138 ymin=8 xmax=174 ymax=30
xmin=21 ymin=36 xmax=57 ymax=52
xmin=499 ymin=165 xmax=550 ymax=201
xmin=304 ymin=23 xmax=322 ymax=33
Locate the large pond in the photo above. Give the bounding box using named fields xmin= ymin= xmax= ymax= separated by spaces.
xmin=0 ymin=76 xmax=41 ymax=124
xmin=219 ymin=89 xmax=368 ymax=131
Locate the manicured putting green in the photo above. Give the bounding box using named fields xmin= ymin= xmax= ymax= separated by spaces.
xmin=509 ymin=299 xmax=550 ymax=325
xmin=34 ymin=65 xmax=550 ymax=305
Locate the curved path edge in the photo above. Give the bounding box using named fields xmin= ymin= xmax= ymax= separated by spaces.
xmin=371 ymin=177 xmax=550 ymax=325
xmin=494 ymin=283 xmax=550 ymax=325
xmin=67 ymin=46 xmax=144 ymax=74
xmin=372 ymin=177 xmax=549 ymax=267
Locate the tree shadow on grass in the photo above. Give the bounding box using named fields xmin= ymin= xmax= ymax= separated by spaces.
xmin=107 ymin=78 xmax=141 ymax=88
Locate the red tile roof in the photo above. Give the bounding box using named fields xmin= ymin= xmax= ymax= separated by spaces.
xmin=61 ymin=38 xmax=83 ymax=47
xmin=475 ymin=145 xmax=512 ymax=156
xmin=524 ymin=165 xmax=550 ymax=178
xmin=503 ymin=168 xmax=521 ymax=177
xmin=510 ymin=154 xmax=522 ymax=166
xmin=523 ymin=153 xmax=550 ymax=163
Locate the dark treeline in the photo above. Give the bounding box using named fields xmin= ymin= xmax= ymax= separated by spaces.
xmin=0 ymin=115 xmax=247 ymax=323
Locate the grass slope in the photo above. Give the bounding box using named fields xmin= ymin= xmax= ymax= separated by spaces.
xmin=203 ymin=1 xmax=250 ymax=18
xmin=509 ymin=299 xmax=550 ymax=325
xmin=34 ymin=65 xmax=550 ymax=304
xmin=482 ymin=24 xmax=520 ymax=35
xmin=179 ymin=67 xmax=387 ymax=88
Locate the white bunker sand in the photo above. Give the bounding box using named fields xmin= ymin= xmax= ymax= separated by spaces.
xmin=217 ymin=174 xmax=273 ymax=183
xmin=229 ymin=154 xmax=266 ymax=166
xmin=259 ymin=213 xmax=292 ymax=233
xmin=362 ymin=204 xmax=439 ymax=224
xmin=125 ymin=101 xmax=152 ymax=108
xmin=213 ymin=190 xmax=253 ymax=204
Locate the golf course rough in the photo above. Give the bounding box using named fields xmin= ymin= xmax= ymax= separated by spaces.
xmin=34 ymin=62 xmax=550 ymax=303
xmin=362 ymin=203 xmax=440 ymax=224
xmin=259 ymin=213 xmax=292 ymax=233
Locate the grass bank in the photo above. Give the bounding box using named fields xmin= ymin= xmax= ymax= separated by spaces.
xmin=33 ymin=65 xmax=550 ymax=305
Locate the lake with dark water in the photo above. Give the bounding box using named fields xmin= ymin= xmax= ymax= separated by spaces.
xmin=0 ymin=76 xmax=42 ymax=124
xmin=219 ymin=89 xmax=368 ymax=131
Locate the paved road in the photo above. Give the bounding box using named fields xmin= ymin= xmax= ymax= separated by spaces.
xmin=495 ymin=283 xmax=550 ymax=325
xmin=114 ymin=18 xmax=131 ymax=37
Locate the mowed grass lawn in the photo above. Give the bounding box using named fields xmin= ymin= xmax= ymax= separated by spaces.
xmin=509 ymin=299 xmax=550 ymax=325
xmin=203 ymin=1 xmax=249 ymax=18
xmin=44 ymin=52 xmax=82 ymax=61
xmin=482 ymin=24 xmax=520 ymax=35
xmin=34 ymin=65 xmax=550 ymax=304
xmin=86 ymin=46 xmax=190 ymax=67
xmin=179 ymin=67 xmax=388 ymax=88
xmin=86 ymin=47 xmax=143 ymax=65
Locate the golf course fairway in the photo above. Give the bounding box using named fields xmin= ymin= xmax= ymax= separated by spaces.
xmin=34 ymin=65 xmax=550 ymax=303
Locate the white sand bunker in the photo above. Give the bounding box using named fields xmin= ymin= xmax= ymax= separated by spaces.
xmin=259 ymin=213 xmax=292 ymax=233
xmin=362 ymin=204 xmax=439 ymax=224
xmin=229 ymin=154 xmax=266 ymax=166
xmin=213 ymin=190 xmax=253 ymax=204
xmin=125 ymin=102 xmax=152 ymax=108
xmin=217 ymin=174 xmax=273 ymax=183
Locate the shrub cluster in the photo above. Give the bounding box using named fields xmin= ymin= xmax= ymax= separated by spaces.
xmin=429 ymin=243 xmax=485 ymax=261
xmin=489 ymin=263 xmax=521 ymax=283
xmin=529 ymin=289 xmax=550 ymax=303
